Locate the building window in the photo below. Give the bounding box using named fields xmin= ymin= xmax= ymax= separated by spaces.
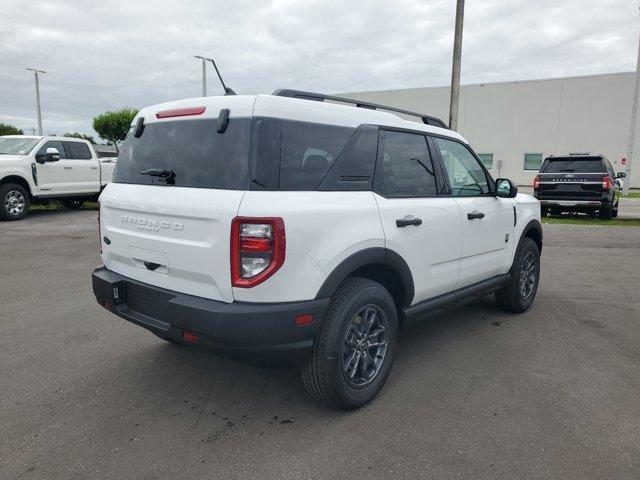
xmin=477 ymin=153 xmax=493 ymax=169
xmin=524 ymin=153 xmax=543 ymax=171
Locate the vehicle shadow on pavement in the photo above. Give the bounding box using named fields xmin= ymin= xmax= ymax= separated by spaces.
xmin=82 ymin=295 xmax=514 ymax=433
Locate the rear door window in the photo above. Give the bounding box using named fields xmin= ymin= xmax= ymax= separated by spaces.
xmin=542 ymin=159 xmax=604 ymax=173
xmin=375 ymin=130 xmax=437 ymax=197
xmin=64 ymin=141 xmax=92 ymax=159
xmin=278 ymin=121 xmax=354 ymax=190
xmin=114 ymin=118 xmax=251 ymax=189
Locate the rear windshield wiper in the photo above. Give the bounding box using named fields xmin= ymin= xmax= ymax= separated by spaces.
xmin=140 ymin=168 xmax=176 ymax=184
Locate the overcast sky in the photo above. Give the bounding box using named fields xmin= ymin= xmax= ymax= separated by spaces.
xmin=0 ymin=0 xmax=637 ymax=138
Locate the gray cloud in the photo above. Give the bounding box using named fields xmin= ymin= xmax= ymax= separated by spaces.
xmin=0 ymin=0 xmax=636 ymax=138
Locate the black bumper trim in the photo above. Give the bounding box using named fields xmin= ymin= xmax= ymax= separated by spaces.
xmin=92 ymin=267 xmax=329 ymax=366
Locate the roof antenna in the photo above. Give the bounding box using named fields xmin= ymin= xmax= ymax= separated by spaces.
xmin=208 ymin=59 xmax=236 ymax=95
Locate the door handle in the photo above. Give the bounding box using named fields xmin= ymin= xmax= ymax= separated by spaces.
xmin=90 ymin=166 xmax=98 ymax=170
xmin=63 ymin=166 xmax=73 ymax=170
xmin=396 ymin=217 xmax=422 ymax=228
xmin=467 ymin=211 xmax=485 ymax=220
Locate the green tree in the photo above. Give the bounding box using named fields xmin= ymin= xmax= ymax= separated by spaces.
xmin=92 ymin=107 xmax=138 ymax=151
xmin=63 ymin=132 xmax=96 ymax=144
xmin=0 ymin=123 xmax=24 ymax=136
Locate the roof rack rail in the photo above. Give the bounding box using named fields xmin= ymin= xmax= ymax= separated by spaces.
xmin=272 ymin=89 xmax=448 ymax=129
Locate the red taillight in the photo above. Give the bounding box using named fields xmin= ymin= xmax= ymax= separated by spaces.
xmin=155 ymin=106 xmax=206 ymax=119
xmin=533 ymin=175 xmax=540 ymax=190
xmin=98 ymin=201 xmax=102 ymax=254
xmin=602 ymin=175 xmax=612 ymax=191
xmin=231 ymin=217 xmax=285 ymax=288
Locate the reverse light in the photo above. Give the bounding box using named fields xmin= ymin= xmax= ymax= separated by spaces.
xmin=602 ymin=175 xmax=612 ymax=191
xmin=533 ymin=175 xmax=540 ymax=190
xmin=231 ymin=217 xmax=285 ymax=288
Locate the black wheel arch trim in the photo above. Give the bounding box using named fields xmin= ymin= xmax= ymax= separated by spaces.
xmin=519 ymin=218 xmax=543 ymax=254
xmin=315 ymin=247 xmax=415 ymax=307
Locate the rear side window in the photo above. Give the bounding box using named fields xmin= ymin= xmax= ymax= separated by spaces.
xmin=542 ymin=159 xmax=605 ymax=173
xmin=278 ymin=121 xmax=354 ymax=190
xmin=114 ymin=118 xmax=251 ymax=189
xmin=376 ymin=130 xmax=437 ymax=197
xmin=64 ymin=141 xmax=92 ymax=159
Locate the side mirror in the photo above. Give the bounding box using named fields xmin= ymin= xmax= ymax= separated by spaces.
xmin=36 ymin=147 xmax=61 ymax=164
xmin=616 ymin=171 xmax=627 ymax=179
xmin=496 ymin=178 xmax=518 ymax=198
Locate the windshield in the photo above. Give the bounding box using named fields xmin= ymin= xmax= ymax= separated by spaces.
xmin=114 ymin=118 xmax=251 ymax=189
xmin=0 ymin=137 xmax=40 ymax=155
xmin=543 ymin=159 xmax=604 ymax=173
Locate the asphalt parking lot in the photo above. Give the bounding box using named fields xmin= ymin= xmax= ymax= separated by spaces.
xmin=2 ymin=210 xmax=640 ymax=479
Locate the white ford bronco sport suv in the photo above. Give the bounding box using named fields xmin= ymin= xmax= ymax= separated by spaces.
xmin=0 ymin=135 xmax=116 ymax=221
xmin=92 ymin=90 xmax=542 ymax=409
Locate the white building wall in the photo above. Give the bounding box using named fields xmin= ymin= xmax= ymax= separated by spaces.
xmin=341 ymin=72 xmax=640 ymax=188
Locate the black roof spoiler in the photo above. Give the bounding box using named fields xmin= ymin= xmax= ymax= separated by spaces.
xmin=272 ymin=89 xmax=448 ymax=129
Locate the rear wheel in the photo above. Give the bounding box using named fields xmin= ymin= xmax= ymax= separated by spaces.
xmin=541 ymin=206 xmax=548 ymax=217
xmin=495 ymin=237 xmax=540 ymax=313
xmin=599 ymin=206 xmax=613 ymax=220
xmin=301 ymin=277 xmax=398 ymax=410
xmin=0 ymin=183 xmax=30 ymax=221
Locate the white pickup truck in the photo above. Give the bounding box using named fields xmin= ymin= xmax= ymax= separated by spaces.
xmin=0 ymin=135 xmax=116 ymax=220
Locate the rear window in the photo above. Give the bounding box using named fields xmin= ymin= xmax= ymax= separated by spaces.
xmin=114 ymin=118 xmax=251 ymax=189
xmin=542 ymin=158 xmax=604 ymax=173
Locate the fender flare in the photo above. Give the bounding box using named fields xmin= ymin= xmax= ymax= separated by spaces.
xmin=315 ymin=247 xmax=415 ymax=306
xmin=519 ymin=218 xmax=543 ymax=253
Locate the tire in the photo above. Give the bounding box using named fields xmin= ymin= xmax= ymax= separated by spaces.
xmin=0 ymin=183 xmax=30 ymax=221
xmin=62 ymin=199 xmax=85 ymax=210
xmin=541 ymin=206 xmax=548 ymax=217
xmin=612 ymin=202 xmax=619 ymax=218
xmin=599 ymin=206 xmax=613 ymax=220
xmin=301 ymin=277 xmax=398 ymax=410
xmin=495 ymin=237 xmax=540 ymax=313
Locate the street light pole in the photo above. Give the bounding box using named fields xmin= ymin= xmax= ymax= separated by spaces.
xmin=448 ymin=0 xmax=465 ymax=131
xmin=623 ymin=12 xmax=640 ymax=195
xmin=25 ymin=68 xmax=46 ymax=135
xmin=194 ymin=56 xmax=207 ymax=96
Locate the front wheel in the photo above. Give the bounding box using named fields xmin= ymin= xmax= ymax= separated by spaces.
xmin=301 ymin=277 xmax=398 ymax=410
xmin=0 ymin=183 xmax=30 ymax=221
xmin=495 ymin=237 xmax=540 ymax=313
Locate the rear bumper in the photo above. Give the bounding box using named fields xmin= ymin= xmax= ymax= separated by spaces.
xmin=92 ymin=267 xmax=329 ymax=367
xmin=538 ymin=199 xmax=605 ymax=208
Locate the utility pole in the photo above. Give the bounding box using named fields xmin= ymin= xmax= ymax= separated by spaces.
xmin=25 ymin=68 xmax=46 ymax=135
xmin=623 ymin=13 xmax=640 ymax=195
xmin=448 ymin=0 xmax=465 ymax=131
xmin=194 ymin=56 xmax=208 ymax=96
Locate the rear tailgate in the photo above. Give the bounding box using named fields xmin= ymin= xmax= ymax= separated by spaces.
xmin=536 ymin=172 xmax=604 ymax=199
xmin=99 ymin=96 xmax=256 ymax=303
xmin=100 ymin=184 xmax=244 ymax=302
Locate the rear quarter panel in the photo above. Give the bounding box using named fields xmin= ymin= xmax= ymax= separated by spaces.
xmin=234 ymin=191 xmax=384 ymax=303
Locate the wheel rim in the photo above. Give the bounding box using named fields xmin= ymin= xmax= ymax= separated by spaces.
xmin=4 ymin=190 xmax=25 ymax=216
xmin=341 ymin=305 xmax=389 ymax=387
xmin=519 ymin=251 xmax=537 ymax=300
